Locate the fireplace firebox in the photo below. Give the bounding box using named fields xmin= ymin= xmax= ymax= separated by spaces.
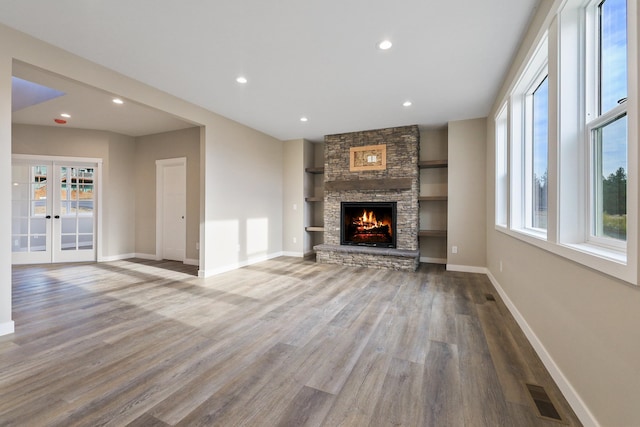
xmin=341 ymin=202 xmax=396 ymax=248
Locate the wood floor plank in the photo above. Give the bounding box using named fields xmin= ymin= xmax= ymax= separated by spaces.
xmin=0 ymin=257 xmax=582 ymax=426
xmin=372 ymin=357 xmax=425 ymax=426
xmin=476 ymin=300 xmax=537 ymax=406
xmin=274 ymin=386 xmax=335 ymax=427
xmin=428 ymin=292 xmax=458 ymax=344
xmin=303 ymin=282 xmax=394 ymax=394
xmin=126 ymin=413 xmax=171 ymax=427
xmin=422 ymin=340 xmax=464 ymax=426
xmin=168 ymin=342 xmax=297 ymax=426
xmin=321 ymin=313 xmax=396 ymax=426
xmin=456 ymin=313 xmax=512 ymax=426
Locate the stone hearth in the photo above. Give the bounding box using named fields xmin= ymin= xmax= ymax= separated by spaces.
xmin=314 ymin=125 xmax=420 ymax=271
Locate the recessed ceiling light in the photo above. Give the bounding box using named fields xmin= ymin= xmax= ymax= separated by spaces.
xmin=112 ymin=98 xmax=124 ymax=105
xmin=378 ymin=40 xmax=393 ymax=50
xmin=60 ymin=113 xmax=71 ymax=118
xmin=236 ymin=76 xmax=248 ymax=84
xmin=403 ymin=101 xmax=412 ymax=107
xmin=300 ymin=117 xmax=308 ymax=122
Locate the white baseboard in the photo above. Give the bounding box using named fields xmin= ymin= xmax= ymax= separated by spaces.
xmin=486 ymin=271 xmax=599 ymax=427
xmin=420 ymin=256 xmax=447 ymax=264
xmin=99 ymin=253 xmax=137 ymax=262
xmin=446 ymin=264 xmax=488 ymax=274
xmin=0 ymin=320 xmax=15 ymax=336
xmin=282 ymin=251 xmax=304 ymax=257
xmin=199 ymin=251 xmax=284 ymax=278
xmin=134 ymin=253 xmax=161 ymax=261
xmin=101 ymin=253 xmax=197 ymax=267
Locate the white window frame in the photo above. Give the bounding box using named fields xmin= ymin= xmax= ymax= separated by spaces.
xmin=586 ymin=107 xmax=627 ymax=250
xmin=508 ymin=34 xmax=549 ymax=240
xmin=495 ymin=102 xmax=509 ymax=229
xmin=524 ymin=71 xmax=550 ymax=234
xmin=584 ymin=0 xmax=628 ymax=251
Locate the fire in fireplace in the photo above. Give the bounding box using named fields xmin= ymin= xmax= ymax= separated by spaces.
xmin=341 ymin=202 xmax=396 ymax=248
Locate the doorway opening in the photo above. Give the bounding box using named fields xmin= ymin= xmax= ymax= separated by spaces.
xmin=12 ymin=155 xmax=101 ymax=264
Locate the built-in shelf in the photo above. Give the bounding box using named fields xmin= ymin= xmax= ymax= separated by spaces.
xmin=418 ymin=195 xmax=448 ymax=202
xmin=305 ymin=196 xmax=324 ymax=202
xmin=418 ymin=160 xmax=448 ymax=169
xmin=305 ymin=226 xmax=325 ymax=232
xmin=418 ymin=229 xmax=447 ymax=238
xmin=305 ymin=166 xmax=325 ymax=174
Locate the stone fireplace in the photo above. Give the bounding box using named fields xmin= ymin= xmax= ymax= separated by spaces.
xmin=314 ymin=125 xmax=420 ymax=271
xmin=341 ymin=201 xmax=396 ymax=248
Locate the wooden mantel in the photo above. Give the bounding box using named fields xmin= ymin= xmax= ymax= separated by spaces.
xmin=324 ymin=178 xmax=413 ymax=192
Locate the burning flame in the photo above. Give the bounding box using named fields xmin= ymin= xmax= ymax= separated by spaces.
xmin=358 ymin=209 xmax=385 ymax=230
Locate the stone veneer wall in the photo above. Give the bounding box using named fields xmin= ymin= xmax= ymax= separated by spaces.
xmin=316 ymin=125 xmax=420 ymax=270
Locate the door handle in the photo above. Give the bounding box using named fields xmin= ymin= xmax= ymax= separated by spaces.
xmin=46 ymin=215 xmax=51 ymax=219
xmin=54 ymin=215 xmax=60 ymax=219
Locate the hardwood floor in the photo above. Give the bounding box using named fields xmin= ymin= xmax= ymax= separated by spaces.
xmin=1 ymin=257 xmax=581 ymax=426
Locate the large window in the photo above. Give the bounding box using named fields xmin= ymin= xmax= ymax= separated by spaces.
xmin=495 ymin=0 xmax=637 ymax=283
xmin=588 ymin=0 xmax=628 ymax=247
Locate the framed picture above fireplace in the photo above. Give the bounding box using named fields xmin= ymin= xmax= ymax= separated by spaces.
xmin=349 ymin=144 xmax=386 ymax=171
xmin=341 ymin=201 xmax=397 ymax=248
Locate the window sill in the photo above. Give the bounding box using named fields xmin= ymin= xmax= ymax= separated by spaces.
xmin=508 ymin=227 xmax=548 ymax=243
xmin=561 ymin=242 xmax=626 ymax=265
xmin=496 ymin=226 xmax=636 ymax=285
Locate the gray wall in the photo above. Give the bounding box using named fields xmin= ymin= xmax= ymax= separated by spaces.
xmin=448 ymin=118 xmax=487 ymax=268
xmin=135 ymin=127 xmax=200 ymax=261
xmin=282 ymin=139 xmax=305 ymax=256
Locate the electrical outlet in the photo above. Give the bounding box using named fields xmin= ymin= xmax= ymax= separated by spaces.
xmin=293 ymin=203 xmax=297 ymax=210
xmin=196 ymin=242 xmax=199 ymax=250
xmin=452 ymin=246 xmax=458 ymax=254
xmin=293 ymin=237 xmax=297 ymax=244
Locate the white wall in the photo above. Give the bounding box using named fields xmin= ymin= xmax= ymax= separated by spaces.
xmin=485 ymin=0 xmax=640 ymax=425
xmin=0 ymin=23 xmax=284 ymax=334
xmin=448 ymin=118 xmax=487 ymax=269
xmin=203 ymin=116 xmax=284 ymax=275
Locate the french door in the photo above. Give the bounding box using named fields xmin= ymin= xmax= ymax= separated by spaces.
xmin=12 ymin=157 xmax=99 ymax=264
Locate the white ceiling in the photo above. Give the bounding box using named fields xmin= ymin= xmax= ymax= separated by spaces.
xmin=12 ymin=62 xmax=196 ymax=137
xmin=1 ymin=0 xmax=539 ymax=141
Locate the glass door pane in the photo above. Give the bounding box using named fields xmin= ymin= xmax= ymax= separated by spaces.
xmin=11 ymin=162 xmax=52 ymax=263
xmin=54 ymin=165 xmax=95 ymax=262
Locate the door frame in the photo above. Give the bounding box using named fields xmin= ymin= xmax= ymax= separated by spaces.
xmin=156 ymin=157 xmax=187 ymax=261
xmin=12 ymin=154 xmax=103 ymax=263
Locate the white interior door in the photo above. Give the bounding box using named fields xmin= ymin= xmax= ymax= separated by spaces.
xmin=157 ymin=158 xmax=186 ymax=261
xmin=12 ymin=158 xmax=98 ymax=265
